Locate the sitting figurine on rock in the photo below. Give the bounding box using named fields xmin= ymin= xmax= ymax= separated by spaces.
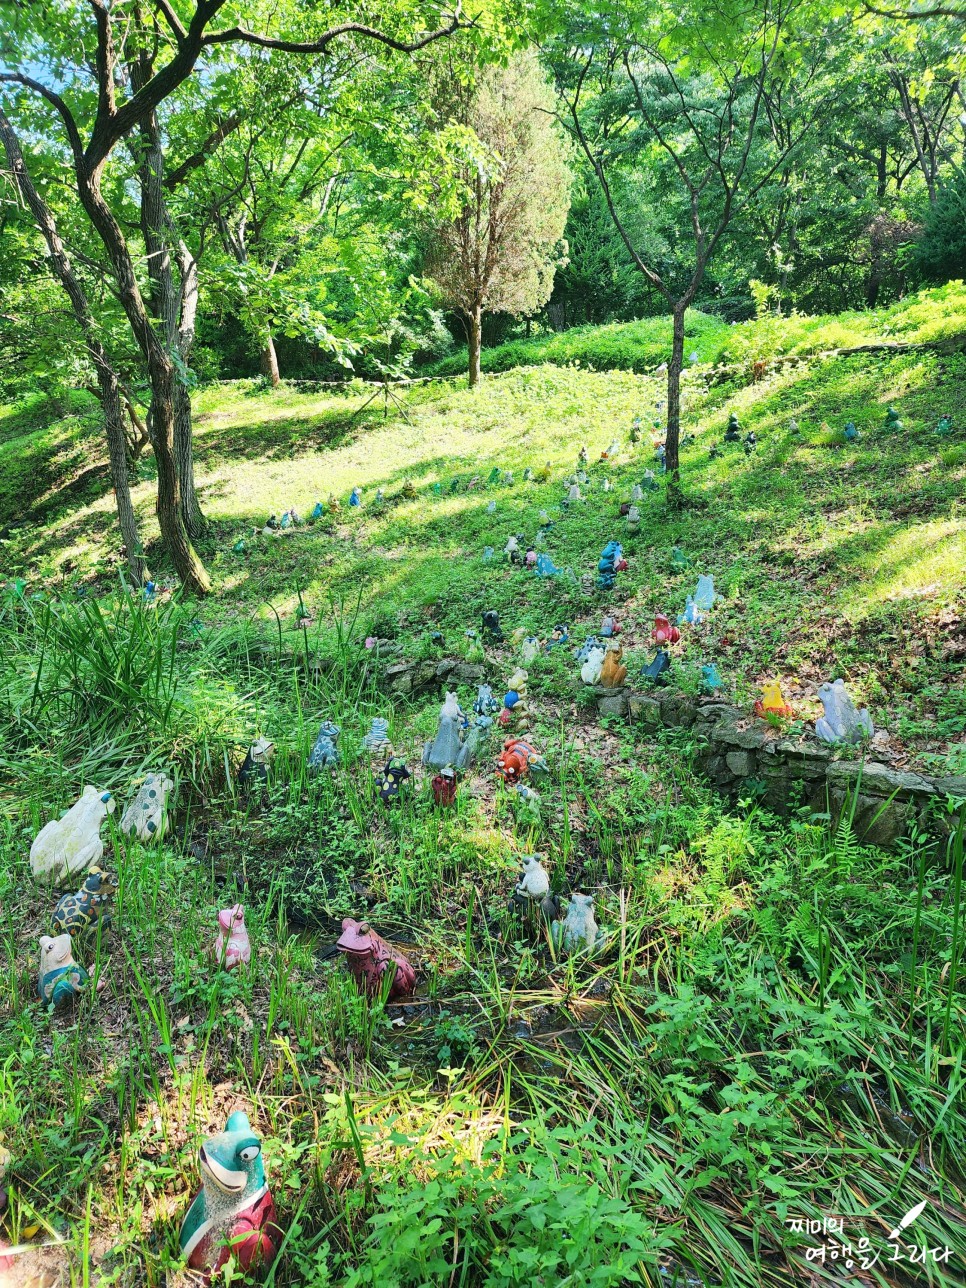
xmin=212 ymin=904 xmax=251 ymax=970
xmin=755 ymin=680 xmax=793 ymax=720
xmin=551 ymin=893 xmax=606 ymax=956
xmin=642 ymin=649 xmax=672 ymax=685
xmin=337 ymin=918 xmax=416 ymax=1001
xmin=179 ymin=1111 xmax=283 ymax=1282
xmin=600 ymin=615 xmax=620 ymax=638
xmin=815 ymin=679 xmax=874 ymax=744
xmin=30 ymin=787 xmax=116 ymax=884
xmin=52 ymin=866 xmax=119 ymax=939
xmin=580 ymin=645 xmax=606 ymax=685
xmin=120 ymin=773 xmax=174 ymax=842
xmin=700 ymin=663 xmax=725 ymax=695
xmin=599 ymin=642 xmax=628 ymax=688
xmin=37 ymin=933 xmax=103 ymax=1009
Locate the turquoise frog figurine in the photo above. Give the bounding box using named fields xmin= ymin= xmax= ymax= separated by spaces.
xmin=179 ymin=1111 xmax=282 ymax=1281
xmin=52 ymin=866 xmax=119 ymax=939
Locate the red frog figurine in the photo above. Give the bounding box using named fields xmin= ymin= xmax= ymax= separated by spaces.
xmin=652 ymin=613 xmax=681 ymax=646
xmin=336 ymin=919 xmax=417 ymax=1002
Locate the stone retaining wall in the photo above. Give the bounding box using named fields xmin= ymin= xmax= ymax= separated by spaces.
xmin=592 ymin=684 xmax=966 ymax=848
xmin=373 ymin=655 xmax=965 ymax=848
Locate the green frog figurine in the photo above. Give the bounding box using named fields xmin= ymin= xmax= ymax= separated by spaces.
xmin=179 ymin=1110 xmax=283 ymax=1281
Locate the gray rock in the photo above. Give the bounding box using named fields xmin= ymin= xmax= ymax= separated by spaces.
xmin=726 ymin=750 xmax=757 ymax=777
xmin=628 ymin=694 xmax=662 ymax=727
xmin=711 ymin=722 xmax=767 ymax=750
xmin=827 ymin=761 xmax=934 ymax=801
xmin=598 ymin=691 xmax=630 ymax=719
xmin=660 ymin=694 xmax=698 ymax=728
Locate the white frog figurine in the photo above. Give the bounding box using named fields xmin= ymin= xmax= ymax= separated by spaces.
xmin=515 ymin=854 xmax=550 ymax=900
xmin=30 ymin=787 xmax=115 ymax=884
xmin=815 ymin=679 xmax=874 ymax=744
xmin=551 ymin=893 xmax=606 ymax=956
xmin=120 ymin=772 xmax=174 ymax=842
xmin=580 ymin=646 xmax=606 ymax=686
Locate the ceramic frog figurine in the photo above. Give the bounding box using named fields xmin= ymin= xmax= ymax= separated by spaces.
xmin=642 ymin=650 xmax=672 ymax=685
xmin=512 ymin=854 xmax=562 ymax=919
xmin=375 ymin=757 xmax=411 ymax=805
xmin=653 ymin=614 xmax=680 ymax=646
xmin=179 ymin=1111 xmax=282 ymax=1281
xmin=337 ymin=919 xmax=416 ymax=1001
xmin=580 ymin=646 xmax=606 ymax=685
xmin=238 ymin=738 xmax=274 ymax=788
xmin=755 ymin=681 xmax=793 ymax=719
xmin=473 ymin=685 xmax=499 ymax=716
xmin=431 ymin=767 xmax=457 ymax=806
xmin=495 ymin=737 xmax=548 ymax=785
xmin=362 ymin=717 xmax=392 ymax=756
xmin=212 ymin=904 xmax=251 ymax=970
xmin=37 ymin=934 xmax=101 ymax=1008
xmin=599 ymin=643 xmax=627 ymax=688
xmin=309 ymin=721 xmax=341 ymax=771
xmin=626 ymin=505 xmax=641 ymax=533
xmin=515 ymin=854 xmax=550 ymax=901
xmin=482 ymin=610 xmax=504 ymax=643
xmin=815 ymin=679 xmax=874 ymax=744
xmin=52 ymin=866 xmax=119 ymax=939
xmin=551 ymin=894 xmax=606 ymax=956
xmin=30 ymin=787 xmax=115 ymax=884
xmin=120 ymin=772 xmax=174 ymax=842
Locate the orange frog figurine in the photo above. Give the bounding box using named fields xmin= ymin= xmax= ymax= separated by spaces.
xmin=754 ymin=680 xmax=793 ymax=719
xmin=599 ymin=643 xmax=628 ymax=688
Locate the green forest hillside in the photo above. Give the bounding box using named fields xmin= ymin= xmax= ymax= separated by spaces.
xmin=2 ymin=0 xmax=966 ymax=1279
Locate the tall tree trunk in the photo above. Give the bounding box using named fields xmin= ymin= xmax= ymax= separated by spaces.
xmin=468 ymin=304 xmax=483 ymax=388
xmin=133 ymin=75 xmax=206 ymax=538
xmin=260 ymin=333 xmax=281 ymax=387
xmin=0 ymin=108 xmax=148 ymax=586
xmin=173 ymin=239 xmax=205 ymax=537
xmin=77 ymin=169 xmax=211 ymax=595
xmin=665 ymin=303 xmax=686 ymax=507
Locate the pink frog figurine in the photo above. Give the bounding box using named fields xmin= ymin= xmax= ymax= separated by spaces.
xmin=212 ymin=904 xmax=251 ymax=970
xmin=336 ymin=918 xmax=416 ymax=1002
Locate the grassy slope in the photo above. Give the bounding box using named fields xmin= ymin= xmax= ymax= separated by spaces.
xmin=0 ymin=289 xmax=964 ymax=1286
xmin=423 ymin=279 xmax=966 ymax=377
